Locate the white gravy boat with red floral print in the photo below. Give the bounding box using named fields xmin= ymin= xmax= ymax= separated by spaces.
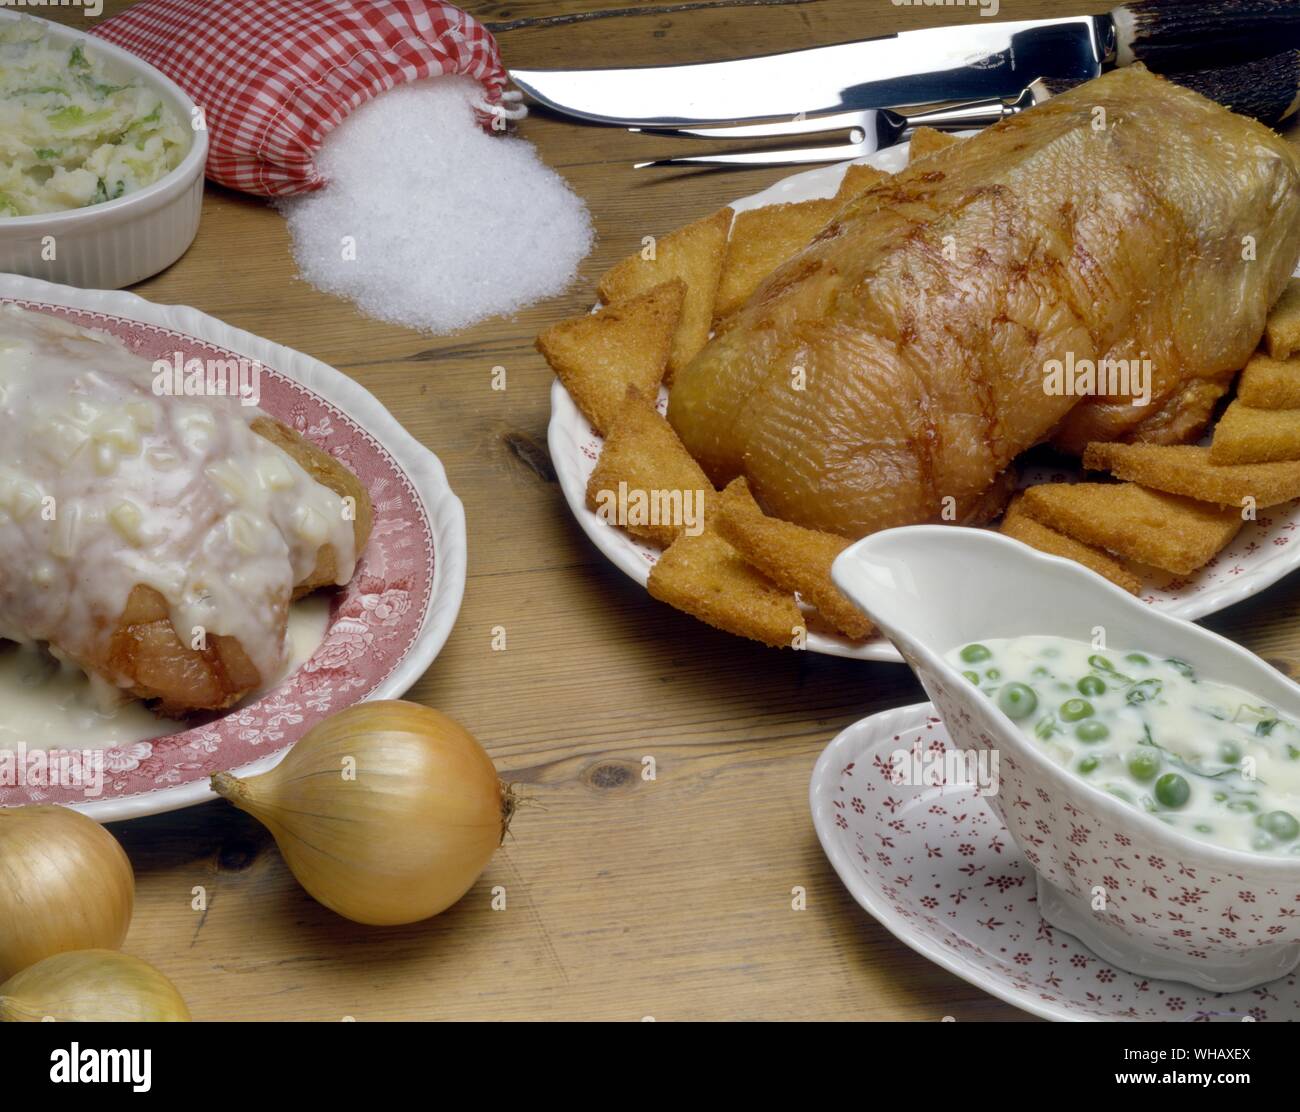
xmin=832 ymin=524 xmax=1300 ymax=992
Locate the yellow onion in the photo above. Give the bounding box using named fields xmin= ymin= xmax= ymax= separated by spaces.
xmin=212 ymin=700 xmax=514 ymax=926
xmin=0 ymin=805 xmax=134 ymax=980
xmin=0 ymin=950 xmax=190 ymax=1022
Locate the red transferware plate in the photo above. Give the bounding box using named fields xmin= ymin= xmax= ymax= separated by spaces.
xmin=0 ymin=276 xmax=466 ymax=821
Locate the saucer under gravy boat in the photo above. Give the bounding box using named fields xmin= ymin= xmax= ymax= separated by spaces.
xmin=832 ymin=525 xmax=1300 ymax=993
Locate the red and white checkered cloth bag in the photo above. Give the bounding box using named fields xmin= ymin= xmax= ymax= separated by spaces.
xmin=91 ymin=0 xmax=517 ymax=197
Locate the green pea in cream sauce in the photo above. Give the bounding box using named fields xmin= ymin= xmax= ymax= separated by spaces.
xmin=945 ymin=635 xmax=1300 ymax=856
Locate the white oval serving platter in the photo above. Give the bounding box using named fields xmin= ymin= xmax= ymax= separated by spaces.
xmin=549 ymin=143 xmax=1300 ymax=663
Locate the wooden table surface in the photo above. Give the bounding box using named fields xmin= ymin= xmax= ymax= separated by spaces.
xmin=42 ymin=0 xmax=1300 ymax=1022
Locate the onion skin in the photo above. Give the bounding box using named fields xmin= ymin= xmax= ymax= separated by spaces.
xmin=212 ymin=700 xmax=511 ymax=926
xmin=0 ymin=806 xmax=135 ymax=981
xmin=0 ymin=950 xmax=191 ymax=1022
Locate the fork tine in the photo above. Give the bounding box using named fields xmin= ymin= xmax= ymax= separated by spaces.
xmin=631 ymin=109 xmax=872 ymax=141
xmin=634 ymin=140 xmax=873 ymax=170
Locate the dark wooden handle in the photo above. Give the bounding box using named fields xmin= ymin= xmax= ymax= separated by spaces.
xmin=1170 ymin=50 xmax=1300 ymax=127
xmin=1115 ymin=0 xmax=1300 ymax=71
xmin=1045 ymin=50 xmax=1300 ymax=128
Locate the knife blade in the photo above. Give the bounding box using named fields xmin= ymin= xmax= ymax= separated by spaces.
xmin=509 ymin=1 xmax=1300 ymax=128
xmin=511 ymin=16 xmax=1111 ymax=126
xmin=632 ymin=52 xmax=1300 ymax=171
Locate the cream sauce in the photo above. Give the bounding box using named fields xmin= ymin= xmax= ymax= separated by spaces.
xmin=0 ymin=304 xmax=357 ymax=696
xmin=0 ymin=594 xmax=331 ymax=752
xmin=948 ymin=635 xmax=1300 ymax=856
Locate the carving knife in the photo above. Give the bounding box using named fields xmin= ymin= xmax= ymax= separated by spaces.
xmin=510 ymin=1 xmax=1300 ymax=127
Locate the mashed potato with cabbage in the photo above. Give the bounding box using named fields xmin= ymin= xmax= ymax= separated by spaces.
xmin=0 ymin=21 xmax=189 ymax=216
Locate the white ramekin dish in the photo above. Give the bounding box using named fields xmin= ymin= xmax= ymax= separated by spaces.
xmin=0 ymin=11 xmax=207 ymax=288
xmin=832 ymin=525 xmax=1300 ymax=993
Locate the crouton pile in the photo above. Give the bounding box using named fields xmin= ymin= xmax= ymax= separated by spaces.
xmin=1005 ymin=280 xmax=1300 ymax=590
xmin=536 ymin=157 xmax=902 ymax=647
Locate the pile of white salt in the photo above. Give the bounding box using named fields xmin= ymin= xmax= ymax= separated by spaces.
xmin=280 ymin=77 xmax=593 ymax=334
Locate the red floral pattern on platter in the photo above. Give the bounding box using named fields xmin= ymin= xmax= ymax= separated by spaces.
xmin=825 ymin=707 xmax=1300 ymax=1020
xmin=0 ymin=301 xmax=434 ymax=808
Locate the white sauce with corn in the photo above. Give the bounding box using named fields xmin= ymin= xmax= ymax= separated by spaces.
xmin=0 ymin=21 xmax=188 ymax=216
xmin=0 ymin=304 xmax=357 ymax=699
xmin=946 ymin=635 xmax=1300 ymax=856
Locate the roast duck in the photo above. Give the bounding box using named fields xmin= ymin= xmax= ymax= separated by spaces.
xmin=667 ymin=66 xmax=1300 ymax=538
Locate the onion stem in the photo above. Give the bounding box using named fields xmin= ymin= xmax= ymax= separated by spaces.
xmin=210 ymin=771 xmax=248 ymax=803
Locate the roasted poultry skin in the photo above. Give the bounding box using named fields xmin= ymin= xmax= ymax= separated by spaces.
xmin=668 ymin=67 xmax=1300 ymax=538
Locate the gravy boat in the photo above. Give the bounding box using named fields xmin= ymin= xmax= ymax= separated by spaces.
xmin=832 ymin=525 xmax=1300 ymax=992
